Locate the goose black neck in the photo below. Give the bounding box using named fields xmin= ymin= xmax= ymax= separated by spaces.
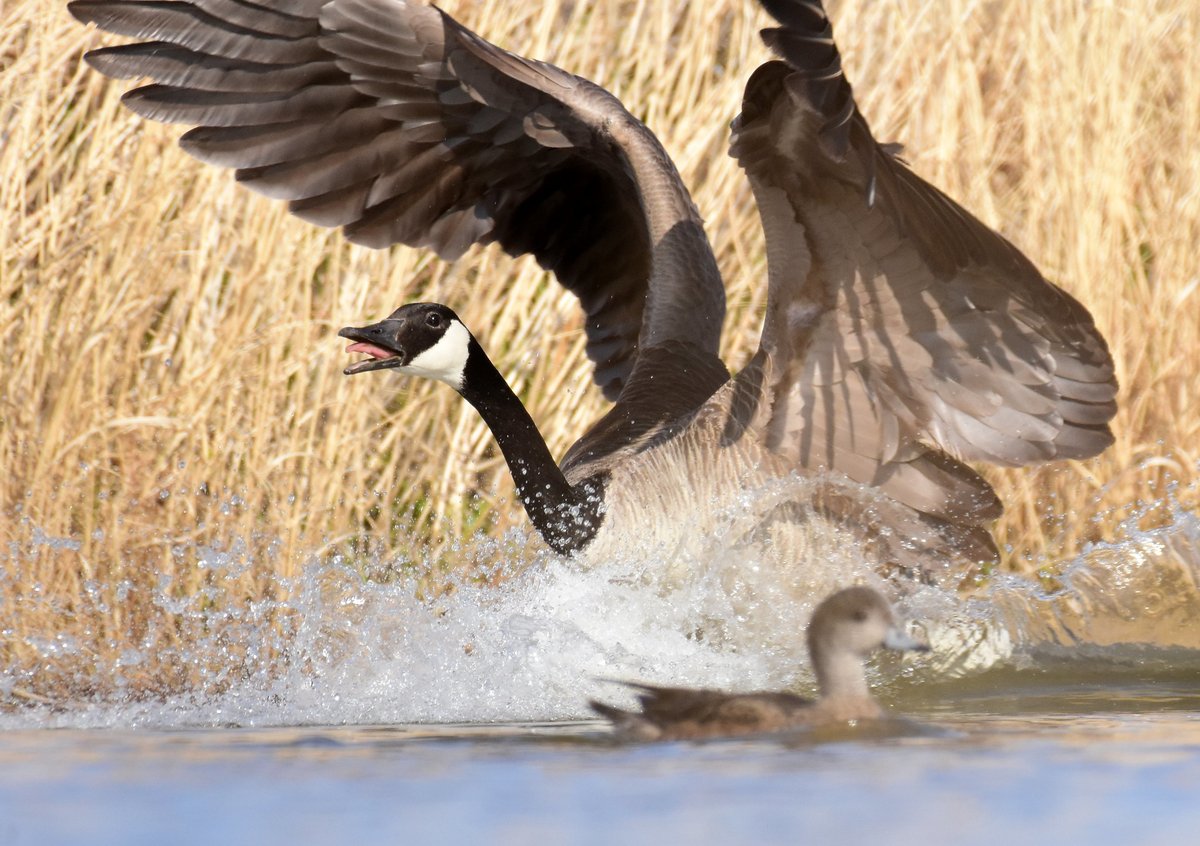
xmin=457 ymin=337 xmax=603 ymax=555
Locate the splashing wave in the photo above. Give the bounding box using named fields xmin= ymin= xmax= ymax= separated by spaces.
xmin=4 ymin=480 xmax=1199 ymax=729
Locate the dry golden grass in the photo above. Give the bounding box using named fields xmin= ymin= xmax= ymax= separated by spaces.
xmin=2 ymin=0 xmax=1198 ymax=700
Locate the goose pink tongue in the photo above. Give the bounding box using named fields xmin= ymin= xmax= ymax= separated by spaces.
xmin=345 ymin=341 xmax=396 ymax=360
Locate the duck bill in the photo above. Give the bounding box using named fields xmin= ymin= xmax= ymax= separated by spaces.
xmin=339 ymin=322 xmax=406 ymax=375
xmin=883 ymin=627 xmax=930 ymax=653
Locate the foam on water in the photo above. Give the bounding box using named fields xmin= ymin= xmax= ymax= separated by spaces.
xmin=3 ymin=479 xmax=1200 ymax=730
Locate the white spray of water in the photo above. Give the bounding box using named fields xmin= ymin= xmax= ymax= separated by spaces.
xmin=4 ymin=478 xmax=1200 ymax=729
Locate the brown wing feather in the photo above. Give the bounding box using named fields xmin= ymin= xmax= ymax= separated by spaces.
xmin=730 ymin=0 xmax=1116 ymax=528
xmin=592 ymin=682 xmax=813 ymax=739
xmin=70 ymin=0 xmax=726 ymax=402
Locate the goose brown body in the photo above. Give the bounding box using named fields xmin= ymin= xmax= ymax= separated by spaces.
xmin=70 ymin=0 xmax=1118 ymax=570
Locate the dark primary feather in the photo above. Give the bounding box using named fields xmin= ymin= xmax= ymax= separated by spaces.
xmin=68 ymin=0 xmax=730 ymax=402
xmin=727 ymin=0 xmax=1117 ymax=527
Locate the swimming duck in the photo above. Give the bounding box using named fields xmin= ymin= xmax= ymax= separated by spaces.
xmin=70 ymin=0 xmax=1117 ymax=574
xmin=590 ymin=585 xmax=928 ymax=741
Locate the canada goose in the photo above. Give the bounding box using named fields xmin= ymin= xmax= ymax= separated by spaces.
xmin=590 ymin=585 xmax=929 ymax=740
xmin=71 ymin=0 xmax=1117 ymax=574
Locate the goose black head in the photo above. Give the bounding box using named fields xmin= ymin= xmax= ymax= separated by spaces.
xmin=339 ymin=303 xmax=472 ymax=391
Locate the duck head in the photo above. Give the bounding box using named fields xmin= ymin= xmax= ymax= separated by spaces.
xmin=808 ymin=585 xmax=929 ymax=660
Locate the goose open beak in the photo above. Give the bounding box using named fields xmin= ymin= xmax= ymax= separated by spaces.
xmin=339 ymin=323 xmax=406 ymax=375
xmin=883 ymin=627 xmax=930 ymax=653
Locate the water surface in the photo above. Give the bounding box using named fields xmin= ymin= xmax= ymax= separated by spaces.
xmin=3 ymin=688 xmax=1199 ymax=846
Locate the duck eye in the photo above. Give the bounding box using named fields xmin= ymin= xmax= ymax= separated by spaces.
xmin=426 ymin=312 xmax=442 ymax=328
xmin=851 ymin=610 xmax=868 ymax=622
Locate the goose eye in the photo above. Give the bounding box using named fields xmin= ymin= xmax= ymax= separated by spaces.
xmin=426 ymin=312 xmax=442 ymax=328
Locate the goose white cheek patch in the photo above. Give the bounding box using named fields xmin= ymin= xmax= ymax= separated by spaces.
xmin=405 ymin=320 xmax=470 ymax=390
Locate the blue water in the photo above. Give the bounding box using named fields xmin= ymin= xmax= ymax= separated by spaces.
xmin=2 ymin=703 xmax=1199 ymax=846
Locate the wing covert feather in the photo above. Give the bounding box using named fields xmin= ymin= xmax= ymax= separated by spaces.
xmin=731 ymin=0 xmax=1117 ymax=528
xmin=70 ymin=0 xmax=727 ymax=401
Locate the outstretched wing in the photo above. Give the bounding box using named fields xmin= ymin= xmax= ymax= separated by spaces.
xmin=730 ymin=0 xmax=1117 ymax=526
xmin=69 ymin=0 xmax=726 ymax=400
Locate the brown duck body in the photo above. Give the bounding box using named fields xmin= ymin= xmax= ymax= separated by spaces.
xmin=592 ymin=685 xmax=885 ymax=743
xmin=591 ymin=586 xmax=926 ymax=741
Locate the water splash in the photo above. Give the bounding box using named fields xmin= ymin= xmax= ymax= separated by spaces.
xmin=3 ymin=480 xmax=1199 ymax=729
xmin=992 ymin=505 xmax=1200 ymax=652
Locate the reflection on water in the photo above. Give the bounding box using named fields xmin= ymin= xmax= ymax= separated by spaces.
xmin=1 ymin=702 xmax=1199 ymax=846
